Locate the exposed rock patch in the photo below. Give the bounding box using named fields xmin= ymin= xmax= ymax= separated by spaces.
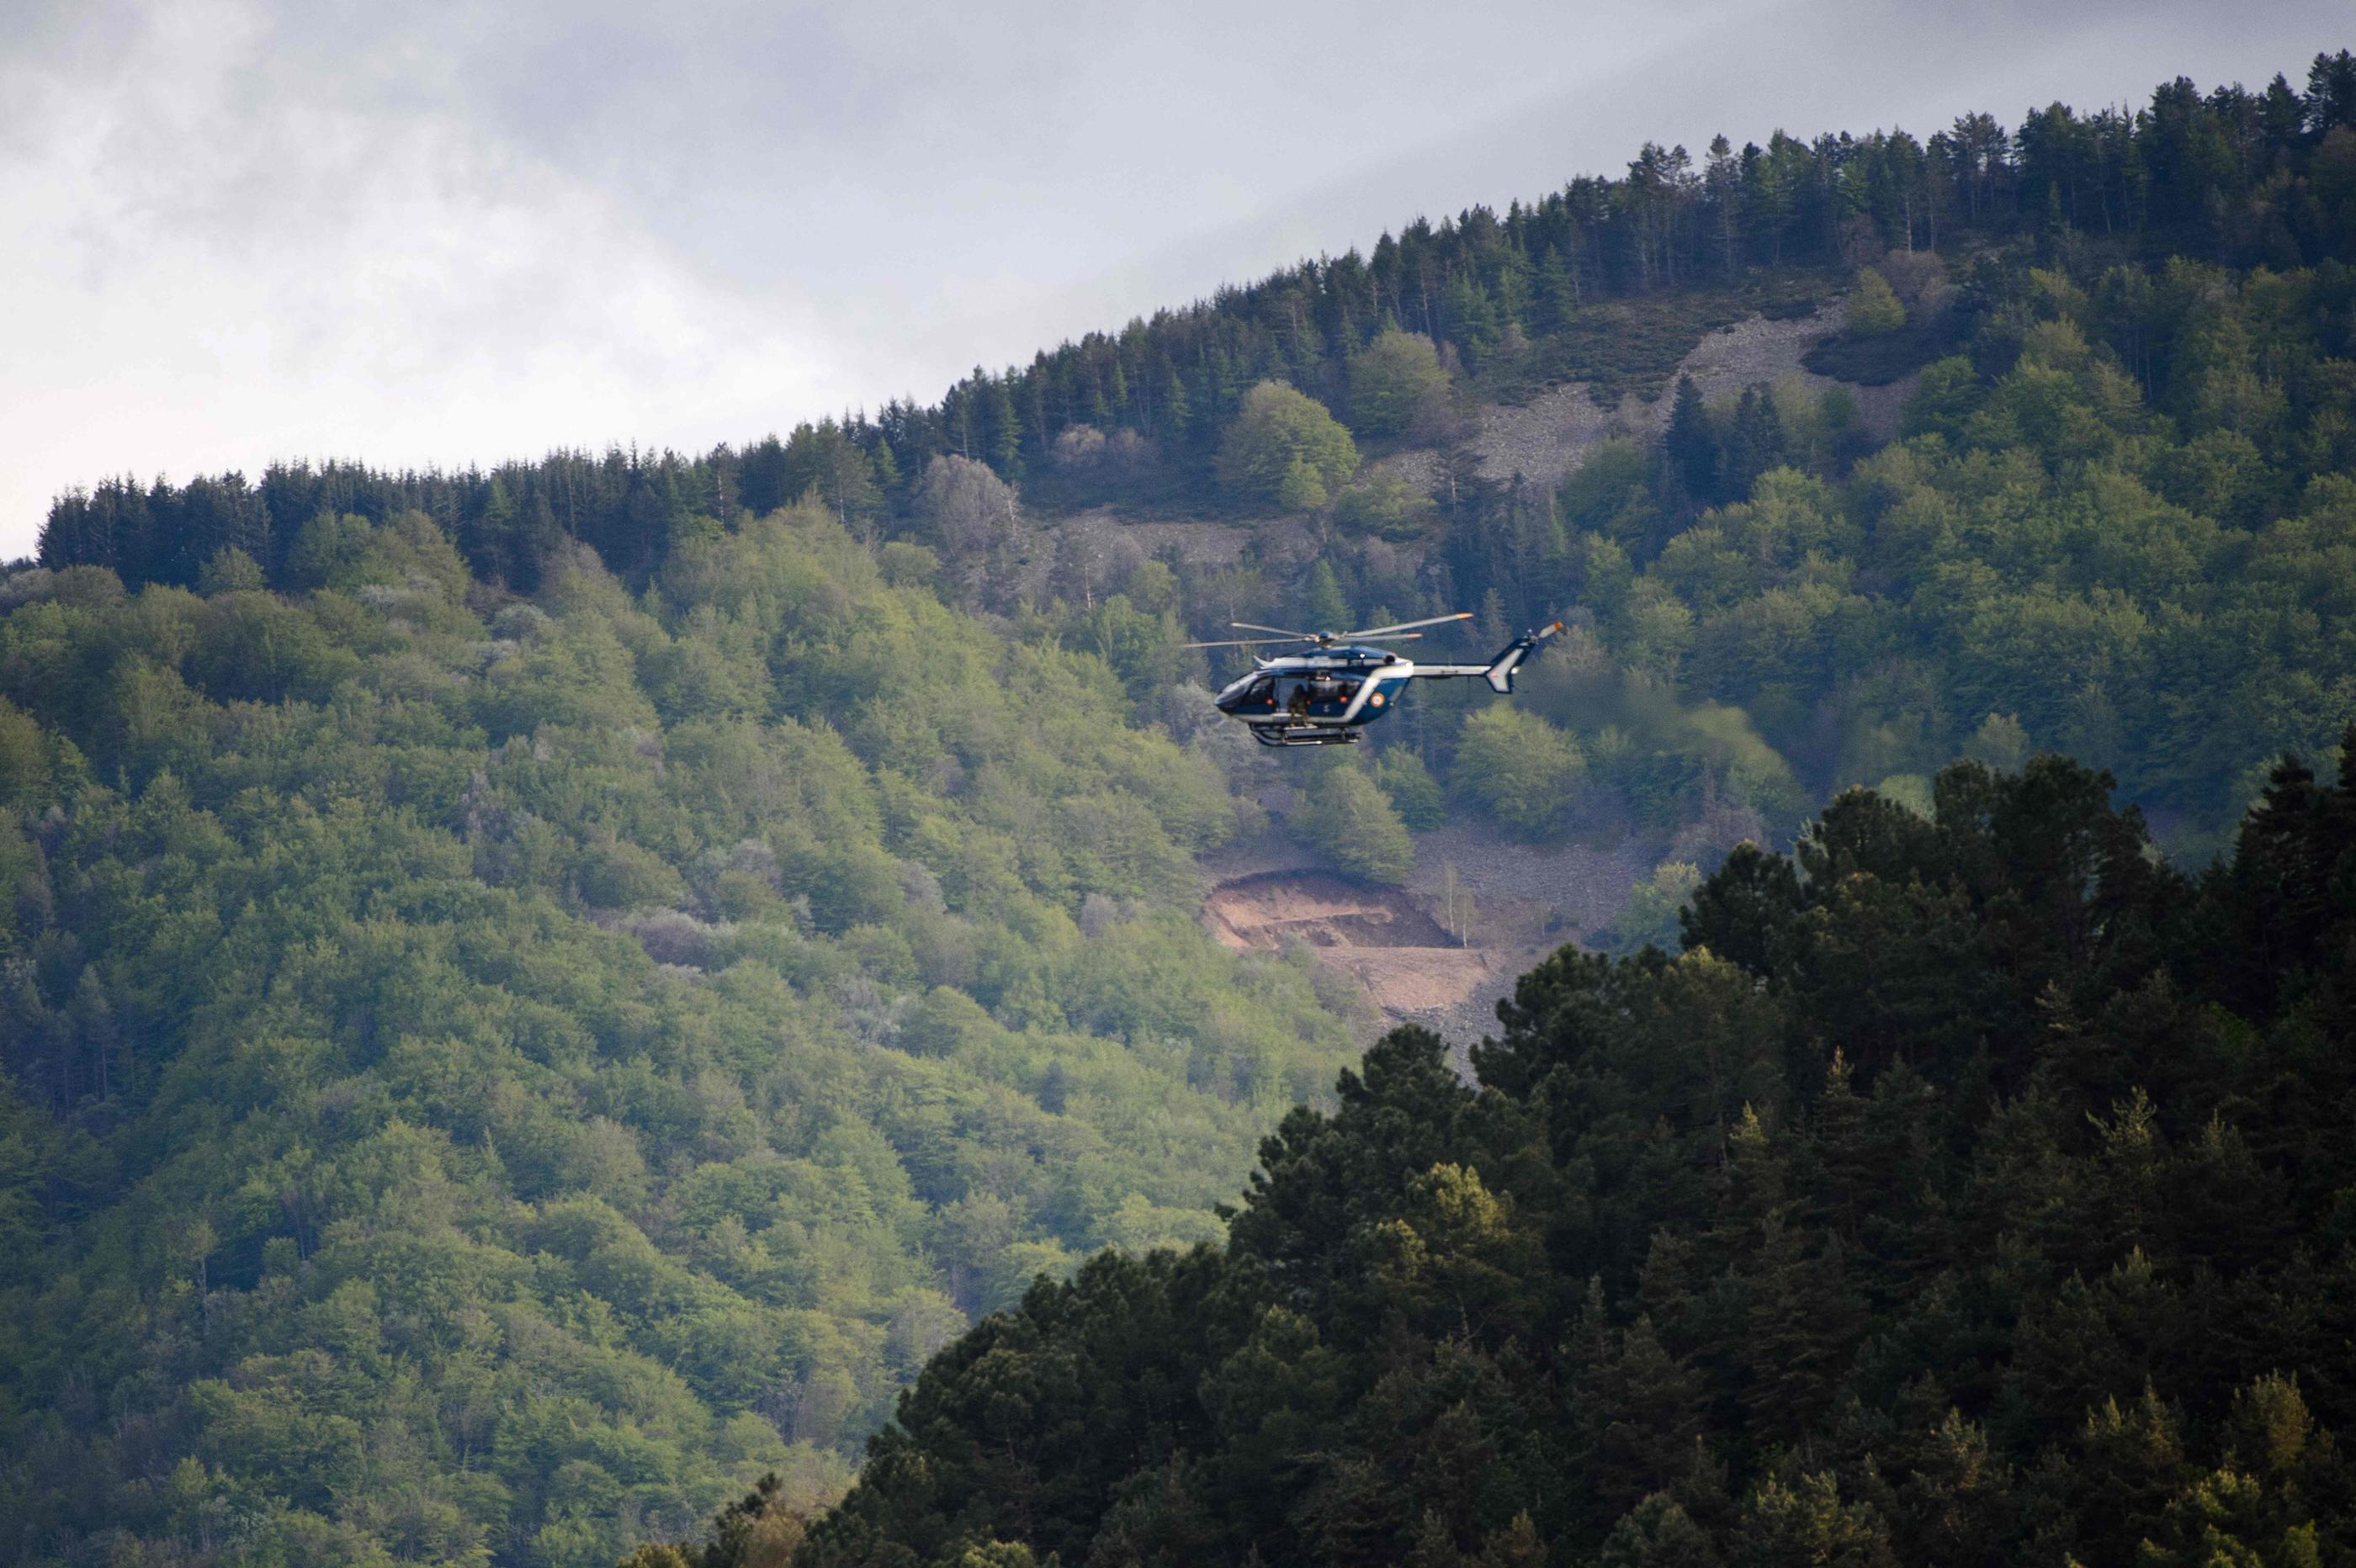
xmin=1026 ymin=303 xmax=1918 ymax=585
xmin=1466 ymin=303 xmax=1908 ymax=487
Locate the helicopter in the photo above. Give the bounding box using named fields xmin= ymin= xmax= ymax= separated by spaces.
xmin=1188 ymin=612 xmax=1564 ymax=747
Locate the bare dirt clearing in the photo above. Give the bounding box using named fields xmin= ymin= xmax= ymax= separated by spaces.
xmin=1202 ymin=818 xmax=1648 ymax=1058
xmin=1206 ymin=871 xmax=1494 ymax=1020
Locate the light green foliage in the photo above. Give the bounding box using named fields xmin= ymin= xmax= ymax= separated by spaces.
xmin=1560 ymin=439 xmax=1659 ymax=547
xmin=1613 ymin=859 xmax=1703 ymax=951
xmin=1452 ymin=705 xmax=1585 ymax=839
xmin=1303 ymin=560 xmax=1350 ymax=633
xmin=196 ymin=546 xmax=267 ymax=596
xmin=1966 ymin=712 xmax=2031 ymax=771
xmin=1276 ymin=456 xmax=1330 ymax=511
xmin=1347 ymin=327 xmax=1451 ymax=437
xmin=877 ymin=540 xmax=940 ymax=589
xmin=1371 ymin=748 xmax=1447 ymax=829
xmin=1873 ymin=772 xmax=1934 ymax=816
xmin=0 ymin=501 xmax=1355 ymax=1564
xmin=1217 ymin=381 xmax=1359 ymax=511
xmin=1300 ymin=763 xmax=1414 ymax=884
xmin=1848 ymin=268 xmax=1906 ymax=335
xmin=1333 ymin=472 xmax=1441 ymax=539
xmin=0 ymin=698 xmax=51 ymax=810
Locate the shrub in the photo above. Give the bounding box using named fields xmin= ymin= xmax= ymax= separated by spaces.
xmin=1372 ymin=749 xmax=1447 ymax=829
xmin=1614 ymin=859 xmax=1702 ymax=951
xmin=1333 ymin=474 xmax=1441 ymax=540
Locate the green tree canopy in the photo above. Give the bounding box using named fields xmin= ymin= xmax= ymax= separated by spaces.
xmin=1217 ymin=382 xmax=1359 ymax=511
xmin=1847 ymin=267 xmax=1906 ymax=335
xmin=1346 ymin=327 xmax=1451 ymax=438
xmin=1451 ymin=705 xmax=1586 ymax=839
xmin=783 ymin=735 xmax=2356 ymax=1568
xmin=1299 ymin=763 xmax=1414 ymax=883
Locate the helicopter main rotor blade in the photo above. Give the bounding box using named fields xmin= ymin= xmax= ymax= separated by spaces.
xmin=1228 ymin=621 xmax=1323 ymax=639
xmin=1340 ymin=632 xmax=1424 ymax=643
xmin=1343 ymin=611 xmax=1473 ymax=638
xmin=1181 ymin=637 xmax=1299 ymax=649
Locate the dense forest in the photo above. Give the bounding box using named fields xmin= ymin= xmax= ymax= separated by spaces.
xmin=679 ymin=733 xmax=2356 ymax=1567
xmin=6 ymin=44 xmax=2356 ymax=1568
xmin=0 ymin=509 xmax=1358 ymax=1564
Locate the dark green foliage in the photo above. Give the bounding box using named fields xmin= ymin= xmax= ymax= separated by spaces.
xmin=1801 ymin=305 xmax=1961 ymax=384
xmin=790 ymin=734 xmax=2356 ymax=1565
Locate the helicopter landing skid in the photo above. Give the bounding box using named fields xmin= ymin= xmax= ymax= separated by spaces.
xmin=1249 ymin=723 xmax=1362 ymax=747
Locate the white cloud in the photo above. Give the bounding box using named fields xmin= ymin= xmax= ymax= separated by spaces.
xmin=0 ymin=0 xmax=847 ymax=554
xmin=3 ymin=0 xmax=2349 ymax=559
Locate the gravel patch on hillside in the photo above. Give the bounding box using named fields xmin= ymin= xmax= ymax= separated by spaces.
xmin=1465 ymin=300 xmax=1915 ymax=488
xmin=1467 ymin=386 xmax=1649 ymax=488
xmin=1674 ymin=301 xmax=1847 ymax=402
xmin=1405 ymin=820 xmax=1650 ymax=937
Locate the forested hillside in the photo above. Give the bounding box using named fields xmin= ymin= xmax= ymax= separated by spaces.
xmin=743 ymin=734 xmax=2356 ymax=1567
xmin=38 ymin=50 xmax=2356 ymax=869
xmin=8 ymin=43 xmax=2356 ymax=1568
xmin=0 ymin=507 xmax=1357 ymax=1565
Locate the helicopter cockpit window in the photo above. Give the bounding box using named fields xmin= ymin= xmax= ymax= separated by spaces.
xmin=1242 ymin=675 xmax=1276 ymax=709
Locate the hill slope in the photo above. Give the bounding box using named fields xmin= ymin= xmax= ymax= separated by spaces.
xmin=783 ymin=734 xmax=2356 ymax=1567
xmin=0 ymin=507 xmax=1358 ymax=1565
xmin=7 ymin=44 xmax=2356 ymax=1568
xmin=38 ymin=50 xmax=2356 ymax=877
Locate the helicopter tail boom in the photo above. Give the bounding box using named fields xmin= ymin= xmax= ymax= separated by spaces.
xmin=1417 ymin=621 xmax=1566 ymax=692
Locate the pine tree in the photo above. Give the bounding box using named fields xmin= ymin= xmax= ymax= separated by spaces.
xmin=979 ymin=374 xmax=1017 ymax=475
xmin=1664 ymin=376 xmax=1719 ymax=504
xmin=1303 ymin=560 xmax=1350 ymax=631
xmin=1595 ymin=1316 xmax=1708 ymax=1518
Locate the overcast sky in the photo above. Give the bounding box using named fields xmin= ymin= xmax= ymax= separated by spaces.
xmin=3 ymin=1 xmax=2348 ymax=559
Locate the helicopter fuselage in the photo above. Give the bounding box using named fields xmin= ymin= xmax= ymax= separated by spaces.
xmin=1212 ymin=647 xmax=1413 ymax=743
xmin=1208 ymin=623 xmax=1562 ymax=747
